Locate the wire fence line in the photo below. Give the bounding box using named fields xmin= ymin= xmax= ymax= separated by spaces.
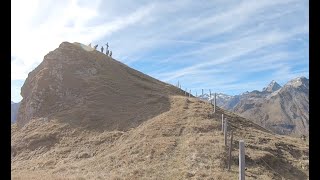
xmin=180 ymin=89 xmax=287 ymax=179
xmin=218 ymin=109 xmax=288 ymax=179
xmin=176 ymin=82 xmax=289 ymax=179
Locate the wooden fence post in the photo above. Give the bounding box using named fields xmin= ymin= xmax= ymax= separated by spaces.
xmin=221 ymin=114 xmax=224 ymax=132
xmin=224 ymin=118 xmax=228 ymax=146
xmin=185 ymin=89 xmax=187 ymax=96
xmin=189 ymin=90 xmax=191 ymax=98
xmin=228 ymin=131 xmax=233 ymax=171
xmin=202 ymin=89 xmax=203 ymax=96
xmin=239 ymin=140 xmax=245 ymax=180
xmin=214 ymin=93 xmax=216 ymax=113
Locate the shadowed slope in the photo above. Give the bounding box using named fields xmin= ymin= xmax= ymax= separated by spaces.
xmin=16 ymin=42 xmax=186 ymax=131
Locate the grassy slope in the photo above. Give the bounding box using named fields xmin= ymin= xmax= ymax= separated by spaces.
xmin=12 ymin=96 xmax=309 ymax=180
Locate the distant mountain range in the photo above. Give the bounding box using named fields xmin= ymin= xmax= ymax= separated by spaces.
xmin=198 ymin=77 xmax=309 ymax=136
xmin=11 ymin=101 xmax=20 ymax=123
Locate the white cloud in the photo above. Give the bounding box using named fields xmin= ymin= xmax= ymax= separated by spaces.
xmin=11 ymin=0 xmax=155 ymax=81
xmin=11 ymin=0 xmax=309 ymax=101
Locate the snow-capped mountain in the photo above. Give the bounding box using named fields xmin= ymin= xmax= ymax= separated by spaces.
xmin=262 ymin=80 xmax=282 ymax=93
xmin=197 ymin=93 xmax=235 ymax=109
xmin=198 ymin=77 xmax=309 ymax=136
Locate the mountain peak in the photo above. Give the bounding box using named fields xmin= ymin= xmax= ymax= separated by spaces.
xmin=284 ymin=76 xmax=309 ymax=88
xmin=263 ymin=80 xmax=281 ymax=92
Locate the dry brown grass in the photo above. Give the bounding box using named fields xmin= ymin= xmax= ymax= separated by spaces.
xmin=12 ymin=42 xmax=308 ymax=179
xmin=12 ymin=96 xmax=308 ymax=179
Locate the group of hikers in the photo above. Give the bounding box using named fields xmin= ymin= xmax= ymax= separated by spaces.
xmin=88 ymin=42 xmax=112 ymax=57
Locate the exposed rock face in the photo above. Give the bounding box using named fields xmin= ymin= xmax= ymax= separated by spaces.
xmin=243 ymin=79 xmax=308 ymax=136
xmin=232 ymin=77 xmax=309 ymax=136
xmin=262 ymin=80 xmax=281 ymax=93
xmin=16 ymin=42 xmax=185 ymax=130
xmin=11 ymin=101 xmax=20 ymax=123
xmin=199 ymin=77 xmax=309 ymax=136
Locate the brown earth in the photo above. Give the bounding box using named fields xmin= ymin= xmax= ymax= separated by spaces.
xmin=16 ymin=42 xmax=186 ymax=131
xmin=12 ymin=42 xmax=309 ymax=179
xmin=11 ymin=96 xmax=309 ymax=179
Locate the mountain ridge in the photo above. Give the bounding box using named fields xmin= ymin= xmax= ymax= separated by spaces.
xmin=16 ymin=42 xmax=187 ymax=130
xmin=11 ymin=42 xmax=308 ymax=179
xmin=199 ymin=77 xmax=309 ymax=136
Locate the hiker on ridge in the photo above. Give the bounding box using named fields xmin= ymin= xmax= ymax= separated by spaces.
xmin=94 ymin=44 xmax=98 ymax=50
xmin=106 ymin=43 xmax=109 ymax=50
xmin=101 ymin=46 xmax=104 ymax=53
xmin=109 ymin=51 xmax=112 ymax=57
xmin=106 ymin=49 xmax=109 ymax=56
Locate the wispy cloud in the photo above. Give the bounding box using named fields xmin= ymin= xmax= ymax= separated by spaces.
xmin=11 ymin=0 xmax=155 ymax=80
xmin=11 ymin=0 xmax=308 ymax=102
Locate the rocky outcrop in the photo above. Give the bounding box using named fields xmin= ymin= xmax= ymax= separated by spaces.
xmin=262 ymin=80 xmax=281 ymax=93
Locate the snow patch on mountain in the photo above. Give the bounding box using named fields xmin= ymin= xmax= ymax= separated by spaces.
xmin=263 ymin=80 xmax=282 ymax=93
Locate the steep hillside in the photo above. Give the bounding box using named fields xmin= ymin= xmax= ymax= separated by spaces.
xmin=16 ymin=42 xmax=186 ymax=131
xmin=12 ymin=96 xmax=309 ymax=179
xmin=12 ymin=42 xmax=308 ymax=179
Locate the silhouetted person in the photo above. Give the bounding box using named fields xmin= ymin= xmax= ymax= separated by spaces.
xmin=109 ymin=51 xmax=112 ymax=57
xmin=101 ymin=46 xmax=104 ymax=53
xmin=106 ymin=49 xmax=109 ymax=56
xmin=94 ymin=44 xmax=98 ymax=50
xmin=106 ymin=43 xmax=109 ymax=50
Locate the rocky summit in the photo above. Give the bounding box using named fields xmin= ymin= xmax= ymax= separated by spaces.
xmin=12 ymin=42 xmax=308 ymax=179
xmin=262 ymin=80 xmax=282 ymax=93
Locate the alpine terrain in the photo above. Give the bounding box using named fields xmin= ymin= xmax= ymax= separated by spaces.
xmin=12 ymin=42 xmax=309 ymax=179
xmin=199 ymin=78 xmax=309 ymax=137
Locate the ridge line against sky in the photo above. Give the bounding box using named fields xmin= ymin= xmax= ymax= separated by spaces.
xmin=11 ymin=0 xmax=309 ymax=102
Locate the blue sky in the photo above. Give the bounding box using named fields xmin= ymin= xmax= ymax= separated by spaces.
xmin=11 ymin=0 xmax=309 ymax=103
